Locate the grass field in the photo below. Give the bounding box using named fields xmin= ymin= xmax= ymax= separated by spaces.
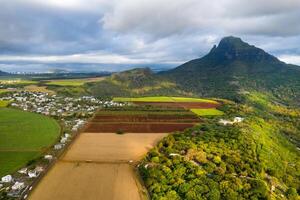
xmin=44 ymin=77 xmax=105 ymax=86
xmin=0 ymin=79 xmax=37 ymax=85
xmin=0 ymin=100 xmax=10 ymax=107
xmin=113 ymin=96 xmax=218 ymax=104
xmin=190 ymin=108 xmax=224 ymax=116
xmin=0 ymin=108 xmax=60 ymax=176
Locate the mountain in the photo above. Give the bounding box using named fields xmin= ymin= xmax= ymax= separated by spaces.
xmin=69 ymin=36 xmax=299 ymax=105
xmin=160 ymin=36 xmax=300 ymax=104
xmin=0 ymin=70 xmax=9 ymax=76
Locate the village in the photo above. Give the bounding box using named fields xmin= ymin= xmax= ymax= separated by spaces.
xmin=0 ymin=91 xmax=126 ymax=199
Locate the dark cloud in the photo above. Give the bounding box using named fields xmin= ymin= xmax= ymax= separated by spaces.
xmin=0 ymin=0 xmax=300 ymax=72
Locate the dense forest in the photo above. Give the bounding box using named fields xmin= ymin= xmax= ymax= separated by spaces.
xmin=139 ymin=92 xmax=300 ymax=200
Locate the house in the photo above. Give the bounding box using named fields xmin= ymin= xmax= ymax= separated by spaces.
xmin=219 ymin=119 xmax=234 ymax=125
xmin=1 ymin=175 xmax=12 ymax=183
xmin=54 ymin=144 xmax=63 ymax=150
xmin=44 ymin=155 xmax=53 ymax=160
xmin=233 ymin=117 xmax=244 ymax=123
xmin=18 ymin=168 xmax=27 ymax=174
xmin=11 ymin=182 xmax=25 ymax=190
xmin=28 ymin=171 xmax=37 ymax=178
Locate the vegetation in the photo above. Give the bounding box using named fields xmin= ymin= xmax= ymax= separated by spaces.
xmin=0 ymin=100 xmax=10 ymax=107
xmin=139 ymin=92 xmax=300 ymax=200
xmin=190 ymin=108 xmax=224 ymax=116
xmin=0 ymin=89 xmax=9 ymax=94
xmin=0 ymin=79 xmax=37 ymax=85
xmin=0 ymin=108 xmax=60 ymax=176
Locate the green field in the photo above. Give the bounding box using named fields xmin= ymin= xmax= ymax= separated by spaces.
xmin=0 ymin=79 xmax=37 ymax=85
xmin=113 ymin=96 xmax=218 ymax=104
xmin=190 ymin=108 xmax=224 ymax=116
xmin=44 ymin=77 xmax=104 ymax=86
xmin=0 ymin=108 xmax=60 ymax=176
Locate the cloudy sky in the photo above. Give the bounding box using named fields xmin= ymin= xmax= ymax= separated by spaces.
xmin=0 ymin=0 xmax=300 ymax=72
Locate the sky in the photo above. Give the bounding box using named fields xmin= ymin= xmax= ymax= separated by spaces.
xmin=0 ymin=0 xmax=300 ymax=72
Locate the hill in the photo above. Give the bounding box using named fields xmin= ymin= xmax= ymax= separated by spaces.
xmin=85 ymin=68 xmax=188 ymax=97
xmin=160 ymin=36 xmax=300 ymax=105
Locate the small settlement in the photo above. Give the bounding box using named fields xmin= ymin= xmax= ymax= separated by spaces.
xmin=0 ymin=91 xmax=126 ymax=199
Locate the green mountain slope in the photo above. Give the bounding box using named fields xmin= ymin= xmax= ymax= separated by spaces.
xmin=160 ymin=36 xmax=300 ymax=105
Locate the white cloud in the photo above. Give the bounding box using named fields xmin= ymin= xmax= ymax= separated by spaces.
xmin=278 ymin=54 xmax=300 ymax=65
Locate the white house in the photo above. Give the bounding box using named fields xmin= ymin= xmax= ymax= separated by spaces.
xmin=1 ymin=175 xmax=12 ymax=183
xmin=11 ymin=182 xmax=25 ymax=190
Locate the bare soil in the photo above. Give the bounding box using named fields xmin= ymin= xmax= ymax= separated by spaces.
xmin=29 ymin=162 xmax=142 ymax=200
xmin=63 ymin=133 xmax=167 ymax=162
xmin=84 ymin=122 xmax=197 ymax=133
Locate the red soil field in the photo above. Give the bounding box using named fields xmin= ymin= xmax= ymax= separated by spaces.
xmin=84 ymin=122 xmax=196 ymax=133
xmin=133 ymin=101 xmax=220 ymax=109
xmin=92 ymin=115 xmax=200 ymax=123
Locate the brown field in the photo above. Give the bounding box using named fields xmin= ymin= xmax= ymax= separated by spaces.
xmin=92 ymin=114 xmax=200 ymax=122
xmin=84 ymin=122 xmax=196 ymax=133
xmin=29 ymin=133 xmax=166 ymax=200
xmin=29 ymin=162 xmax=142 ymax=200
xmin=63 ymin=133 xmax=167 ymax=162
xmin=133 ymin=101 xmax=220 ymax=109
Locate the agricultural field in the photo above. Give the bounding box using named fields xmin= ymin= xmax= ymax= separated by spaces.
xmin=113 ymin=96 xmax=218 ymax=103
xmin=113 ymin=96 xmax=223 ymax=116
xmin=0 ymin=108 xmax=60 ymax=176
xmin=63 ymin=133 xmax=167 ymax=162
xmin=84 ymin=106 xmax=201 ymax=133
xmin=0 ymin=79 xmax=37 ymax=85
xmin=29 ymin=162 xmax=142 ymax=200
xmin=24 ymin=85 xmax=55 ymax=95
xmin=190 ymin=108 xmax=224 ymax=116
xmin=44 ymin=77 xmax=105 ymax=86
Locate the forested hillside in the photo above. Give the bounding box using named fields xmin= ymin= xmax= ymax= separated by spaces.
xmin=139 ymin=92 xmax=300 ymax=200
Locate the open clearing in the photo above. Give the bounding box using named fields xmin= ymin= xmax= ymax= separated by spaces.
xmin=29 ymin=162 xmax=142 ymax=200
xmin=63 ymin=133 xmax=167 ymax=162
xmin=0 ymin=108 xmax=60 ymax=176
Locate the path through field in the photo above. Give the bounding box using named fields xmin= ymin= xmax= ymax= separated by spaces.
xmin=29 ymin=133 xmax=167 ymax=200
